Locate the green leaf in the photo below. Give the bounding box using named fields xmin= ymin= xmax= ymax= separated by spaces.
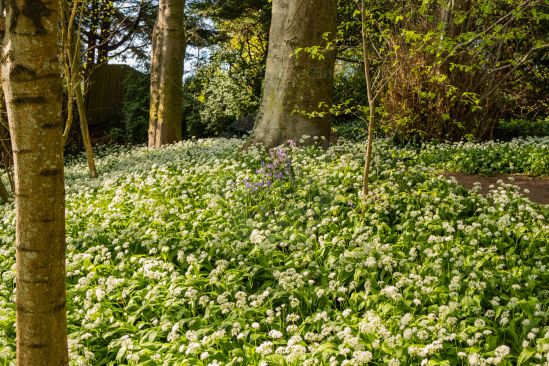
xmin=517 ymin=347 xmax=535 ymax=366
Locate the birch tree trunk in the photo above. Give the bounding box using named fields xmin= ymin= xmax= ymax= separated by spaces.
xmin=1 ymin=0 xmax=68 ymax=364
xmin=249 ymin=0 xmax=337 ymax=149
xmin=149 ymin=0 xmax=185 ymax=148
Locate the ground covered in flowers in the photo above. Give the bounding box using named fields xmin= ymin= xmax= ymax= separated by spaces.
xmin=0 ymin=137 xmax=548 ymax=365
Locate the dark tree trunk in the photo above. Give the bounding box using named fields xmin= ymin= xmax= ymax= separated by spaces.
xmin=0 ymin=178 xmax=8 ymax=203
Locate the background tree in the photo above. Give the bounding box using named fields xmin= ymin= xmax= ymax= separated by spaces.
xmin=61 ymin=0 xmax=98 ymax=178
xmin=0 ymin=91 xmax=14 ymax=198
xmin=248 ymin=0 xmax=338 ymax=148
xmin=149 ymin=0 xmax=186 ymax=148
xmin=0 ymin=100 xmax=10 ymax=203
xmin=1 ymin=0 xmax=68 ymax=364
xmin=358 ymin=0 xmax=548 ymax=141
xmin=82 ymin=0 xmax=155 ymax=72
xmin=182 ymin=0 xmax=270 ymax=137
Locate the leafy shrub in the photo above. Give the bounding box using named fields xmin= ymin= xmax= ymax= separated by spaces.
xmin=199 ymin=71 xmax=259 ymax=136
xmin=183 ymin=46 xmax=264 ymax=138
xmin=493 ymin=118 xmax=549 ymax=141
xmin=332 ymin=119 xmax=367 ymax=142
xmin=122 ymin=72 xmax=150 ymax=144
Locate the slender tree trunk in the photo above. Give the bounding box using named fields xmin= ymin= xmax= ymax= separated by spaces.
xmin=248 ymin=0 xmax=337 ymax=149
xmin=149 ymin=0 xmax=186 ymax=148
xmin=75 ymin=84 xmax=98 ymax=177
xmin=85 ymin=0 xmax=99 ymax=74
xmin=0 ymin=87 xmax=15 ymax=192
xmin=361 ymin=0 xmax=375 ymax=197
xmin=1 ymin=0 xmax=68 ymax=364
xmin=62 ymin=85 xmax=75 ymax=144
xmin=60 ymin=0 xmax=98 ymax=177
xmin=0 ymin=177 xmax=8 ymax=203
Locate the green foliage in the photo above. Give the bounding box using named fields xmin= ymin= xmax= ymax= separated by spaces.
xmin=122 ymin=72 xmax=150 ymax=144
xmin=183 ymin=51 xmax=264 ymax=138
xmin=198 ymin=70 xmax=259 ymax=136
xmin=333 ymin=0 xmax=548 ymax=142
xmin=333 ymin=119 xmax=367 ymax=141
xmin=415 ymin=137 xmax=549 ymax=176
xmin=183 ymin=0 xmax=268 ymax=137
xmin=494 ymin=118 xmax=549 ymax=141
xmin=1 ymin=138 xmax=547 ymax=364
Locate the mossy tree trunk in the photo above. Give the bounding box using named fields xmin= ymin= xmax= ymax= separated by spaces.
xmin=149 ymin=0 xmax=186 ymax=148
xmin=1 ymin=0 xmax=68 ymax=364
xmin=249 ymin=0 xmax=337 ymax=149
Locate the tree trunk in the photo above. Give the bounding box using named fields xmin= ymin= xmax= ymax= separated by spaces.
xmin=75 ymin=84 xmax=98 ymax=177
xmin=1 ymin=0 xmax=68 ymax=364
xmin=0 ymin=88 xmax=15 ymax=192
xmin=0 ymin=177 xmax=8 ymax=203
xmin=149 ymin=0 xmax=186 ymax=148
xmin=248 ymin=0 xmax=337 ymax=149
xmin=97 ymin=15 xmax=112 ymax=64
xmin=361 ymin=0 xmax=375 ymax=197
xmin=60 ymin=0 xmax=98 ymax=177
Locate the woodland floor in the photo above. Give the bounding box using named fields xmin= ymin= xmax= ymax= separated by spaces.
xmin=444 ymin=173 xmax=549 ymax=204
xmin=0 ymin=138 xmax=547 ymax=364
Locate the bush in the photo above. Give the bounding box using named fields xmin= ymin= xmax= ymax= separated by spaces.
xmin=183 ymin=69 xmax=259 ymax=137
xmin=122 ymin=72 xmax=150 ymax=144
xmin=493 ymin=118 xmax=549 ymax=141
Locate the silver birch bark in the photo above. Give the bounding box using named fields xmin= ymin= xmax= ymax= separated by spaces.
xmin=1 ymin=0 xmax=68 ymax=364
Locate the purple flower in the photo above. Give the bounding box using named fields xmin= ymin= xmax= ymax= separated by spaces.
xmin=244 ymin=148 xmax=298 ymax=192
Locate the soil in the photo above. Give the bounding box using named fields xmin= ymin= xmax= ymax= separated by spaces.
xmin=443 ymin=173 xmax=549 ymax=205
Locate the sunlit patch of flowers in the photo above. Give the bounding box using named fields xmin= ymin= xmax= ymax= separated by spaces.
xmin=415 ymin=137 xmax=549 ymax=176
xmin=0 ymin=137 xmax=547 ymax=365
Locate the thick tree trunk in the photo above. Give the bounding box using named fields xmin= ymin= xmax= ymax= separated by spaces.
xmin=1 ymin=0 xmax=68 ymax=364
xmin=149 ymin=0 xmax=185 ymax=148
xmin=249 ymin=0 xmax=337 ymax=149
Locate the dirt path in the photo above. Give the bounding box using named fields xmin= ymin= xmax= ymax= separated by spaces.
xmin=443 ymin=173 xmax=549 ymax=205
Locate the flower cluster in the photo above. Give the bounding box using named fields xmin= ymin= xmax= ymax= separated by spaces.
xmin=415 ymin=137 xmax=549 ymax=176
xmin=243 ymin=146 xmax=296 ymax=192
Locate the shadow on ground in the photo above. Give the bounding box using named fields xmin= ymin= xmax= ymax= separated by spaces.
xmin=444 ymin=173 xmax=549 ymax=205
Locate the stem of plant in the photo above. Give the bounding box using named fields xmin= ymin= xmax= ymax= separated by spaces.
xmin=361 ymin=0 xmax=375 ymax=197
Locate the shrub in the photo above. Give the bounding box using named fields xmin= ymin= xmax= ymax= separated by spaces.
xmin=122 ymin=72 xmax=150 ymax=144
xmin=493 ymin=118 xmax=549 ymax=141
